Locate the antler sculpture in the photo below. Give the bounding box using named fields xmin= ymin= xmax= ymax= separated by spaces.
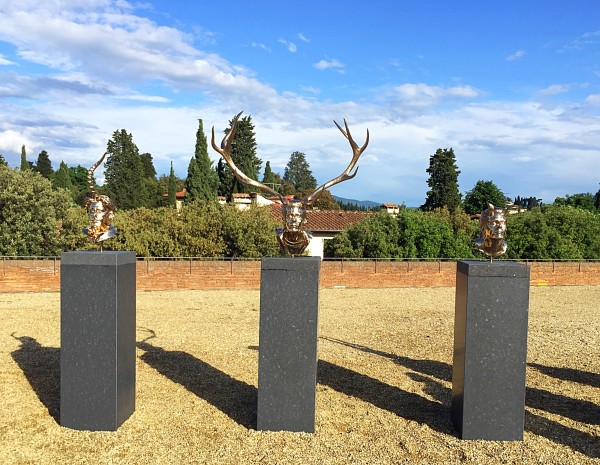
xmin=212 ymin=112 xmax=369 ymax=255
xmin=82 ymin=152 xmax=116 ymax=250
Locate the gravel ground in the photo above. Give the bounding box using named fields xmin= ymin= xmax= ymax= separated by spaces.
xmin=1 ymin=287 xmax=598 ymax=465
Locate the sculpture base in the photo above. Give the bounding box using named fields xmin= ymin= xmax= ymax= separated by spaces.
xmin=60 ymin=251 xmax=136 ymax=431
xmin=257 ymin=257 xmax=320 ymax=432
xmin=452 ymin=260 xmax=530 ymax=440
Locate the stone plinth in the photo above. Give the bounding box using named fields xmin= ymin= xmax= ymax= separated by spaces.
xmin=60 ymin=251 xmax=136 ymax=431
xmin=452 ymin=260 xmax=530 ymax=440
xmin=257 ymin=256 xmax=320 ymax=432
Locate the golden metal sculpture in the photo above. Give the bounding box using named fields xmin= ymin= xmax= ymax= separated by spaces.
xmin=83 ymin=153 xmax=116 ymax=250
xmin=474 ymin=202 xmax=508 ymax=261
xmin=211 ymin=112 xmax=369 ymax=255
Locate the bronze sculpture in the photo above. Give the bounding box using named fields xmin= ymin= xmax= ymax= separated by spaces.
xmin=474 ymin=202 xmax=508 ymax=261
xmin=83 ymin=153 xmax=116 ymax=250
xmin=211 ymin=112 xmax=369 ymax=255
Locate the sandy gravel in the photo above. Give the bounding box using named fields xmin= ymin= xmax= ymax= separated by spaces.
xmin=0 ymin=287 xmax=598 ymax=464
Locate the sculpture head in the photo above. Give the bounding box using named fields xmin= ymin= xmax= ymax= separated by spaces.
xmin=283 ymin=200 xmax=307 ymax=232
xmin=212 ymin=112 xmax=369 ymax=255
xmin=474 ymin=202 xmax=508 ymax=259
xmin=83 ymin=153 xmax=117 ymax=249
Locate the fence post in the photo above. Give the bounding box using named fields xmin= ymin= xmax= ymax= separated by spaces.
xmin=374 ymin=259 xmax=378 ymax=274
xmin=230 ymin=257 xmax=234 ymax=275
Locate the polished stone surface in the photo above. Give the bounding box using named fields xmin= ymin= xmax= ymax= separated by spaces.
xmin=257 ymin=257 xmax=320 ymax=432
xmin=60 ymin=251 xmax=136 ymax=431
xmin=452 ymin=260 xmax=530 ymax=440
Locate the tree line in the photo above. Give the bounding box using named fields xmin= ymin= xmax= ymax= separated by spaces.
xmin=3 ymin=115 xmax=340 ymax=211
xmin=1 ymin=131 xmax=599 ymax=259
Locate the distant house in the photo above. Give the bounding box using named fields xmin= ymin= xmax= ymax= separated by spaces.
xmin=380 ymin=203 xmax=400 ymax=215
xmin=162 ymin=189 xmax=187 ymax=210
xmin=304 ymin=209 xmax=372 ymax=258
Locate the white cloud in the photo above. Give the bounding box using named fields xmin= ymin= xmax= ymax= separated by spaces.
xmin=586 ymin=94 xmax=600 ymax=105
xmin=0 ymin=54 xmax=15 ymax=65
xmin=251 ymin=42 xmax=271 ymax=52
xmin=539 ymin=84 xmax=572 ymax=96
xmin=314 ymin=59 xmax=345 ymax=73
xmin=298 ymin=33 xmax=309 ymax=43
xmin=389 ymin=83 xmax=482 ymax=107
xmin=506 ymin=50 xmax=525 ymax=61
xmin=278 ymin=39 xmax=297 ymax=53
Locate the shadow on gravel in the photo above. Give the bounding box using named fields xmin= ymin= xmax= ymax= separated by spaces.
xmin=321 ymin=335 xmax=600 ymax=458
xmin=138 ymin=329 xmax=257 ymax=429
xmin=10 ymin=334 xmax=60 ymax=423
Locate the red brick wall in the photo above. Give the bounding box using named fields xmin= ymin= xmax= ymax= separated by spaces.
xmin=1 ymin=258 xmax=600 ymax=292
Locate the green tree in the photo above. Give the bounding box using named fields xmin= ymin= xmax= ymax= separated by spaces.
xmin=139 ymin=152 xmax=161 ymax=208
xmin=595 ymin=184 xmax=600 ymax=210
xmin=186 ymin=119 xmax=219 ymax=202
xmin=167 ymin=161 xmax=177 ymax=207
xmin=68 ymin=165 xmax=90 ymax=204
xmin=35 ymin=150 xmax=53 ymax=179
xmin=421 ymin=148 xmax=461 ymax=212
xmin=220 ymin=204 xmax=279 ymax=257
xmin=53 ymin=161 xmax=73 ymax=191
xmin=325 ymin=209 xmax=475 ymax=259
xmin=20 ymin=145 xmax=31 ymax=171
xmin=554 ymin=193 xmax=596 ymax=212
xmin=217 ymin=114 xmax=261 ymax=198
xmin=262 ymin=161 xmax=282 ymax=191
xmin=104 ymin=129 xmax=148 ymax=209
xmin=140 ymin=152 xmax=157 ymax=179
xmin=0 ymin=167 xmax=74 ymax=255
xmin=463 ymin=180 xmax=507 ymax=215
xmin=283 ymin=151 xmax=317 ymax=192
xmin=0 ymin=154 xmax=8 ymax=167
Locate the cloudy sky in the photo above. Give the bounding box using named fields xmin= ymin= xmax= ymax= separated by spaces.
xmin=1 ymin=1 xmax=599 ymax=206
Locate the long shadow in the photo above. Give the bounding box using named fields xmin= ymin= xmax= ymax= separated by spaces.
xmin=529 ymin=362 xmax=600 ymax=388
xmin=323 ymin=335 xmax=600 ymax=458
xmin=525 ymin=411 xmax=600 ymax=459
xmin=10 ymin=334 xmax=60 ymax=423
xmin=321 ymin=336 xmax=452 ymax=382
xmin=526 ymin=386 xmax=600 ymax=425
xmin=137 ymin=330 xmax=257 ymax=429
xmin=317 ymin=359 xmax=455 ymax=435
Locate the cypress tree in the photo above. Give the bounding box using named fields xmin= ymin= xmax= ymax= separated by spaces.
xmin=20 ymin=145 xmax=31 ymax=171
xmin=104 ymin=129 xmax=148 ymax=209
xmin=167 ymin=161 xmax=177 ymax=207
xmin=421 ymin=148 xmax=461 ymax=212
xmin=35 ymin=150 xmax=54 ymax=179
xmin=0 ymin=154 xmax=8 ymax=167
xmin=217 ymin=114 xmax=261 ymax=199
xmin=283 ymin=151 xmax=317 ymax=192
xmin=185 ymin=119 xmax=219 ymax=201
xmin=53 ymin=161 xmax=73 ymax=191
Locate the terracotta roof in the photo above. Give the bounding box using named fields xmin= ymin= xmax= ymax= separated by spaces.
xmin=269 ymin=205 xmax=371 ymax=231
xmin=381 ymin=203 xmax=399 ymax=208
xmin=232 ymin=193 xmax=251 ymax=198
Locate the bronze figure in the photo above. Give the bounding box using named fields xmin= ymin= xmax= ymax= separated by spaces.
xmin=83 ymin=153 xmax=116 ymax=250
xmin=211 ymin=112 xmax=369 ymax=255
xmin=474 ymin=202 xmax=508 ymax=260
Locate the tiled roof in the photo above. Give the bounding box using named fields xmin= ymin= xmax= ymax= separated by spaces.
xmin=269 ymin=205 xmax=372 ymax=231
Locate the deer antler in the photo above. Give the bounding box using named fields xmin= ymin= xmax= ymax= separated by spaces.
xmin=87 ymin=152 xmax=107 ymax=198
xmin=211 ymin=111 xmax=284 ymax=201
xmin=303 ymin=119 xmax=369 ymax=205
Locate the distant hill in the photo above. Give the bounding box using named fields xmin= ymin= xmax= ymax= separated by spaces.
xmin=333 ymin=195 xmax=381 ymax=210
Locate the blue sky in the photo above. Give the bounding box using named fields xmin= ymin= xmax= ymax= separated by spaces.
xmin=0 ymin=1 xmax=599 ymax=206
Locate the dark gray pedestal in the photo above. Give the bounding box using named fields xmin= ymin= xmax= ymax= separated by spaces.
xmin=60 ymin=251 xmax=136 ymax=431
xmin=452 ymin=260 xmax=530 ymax=440
xmin=257 ymin=257 xmax=321 ymax=432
